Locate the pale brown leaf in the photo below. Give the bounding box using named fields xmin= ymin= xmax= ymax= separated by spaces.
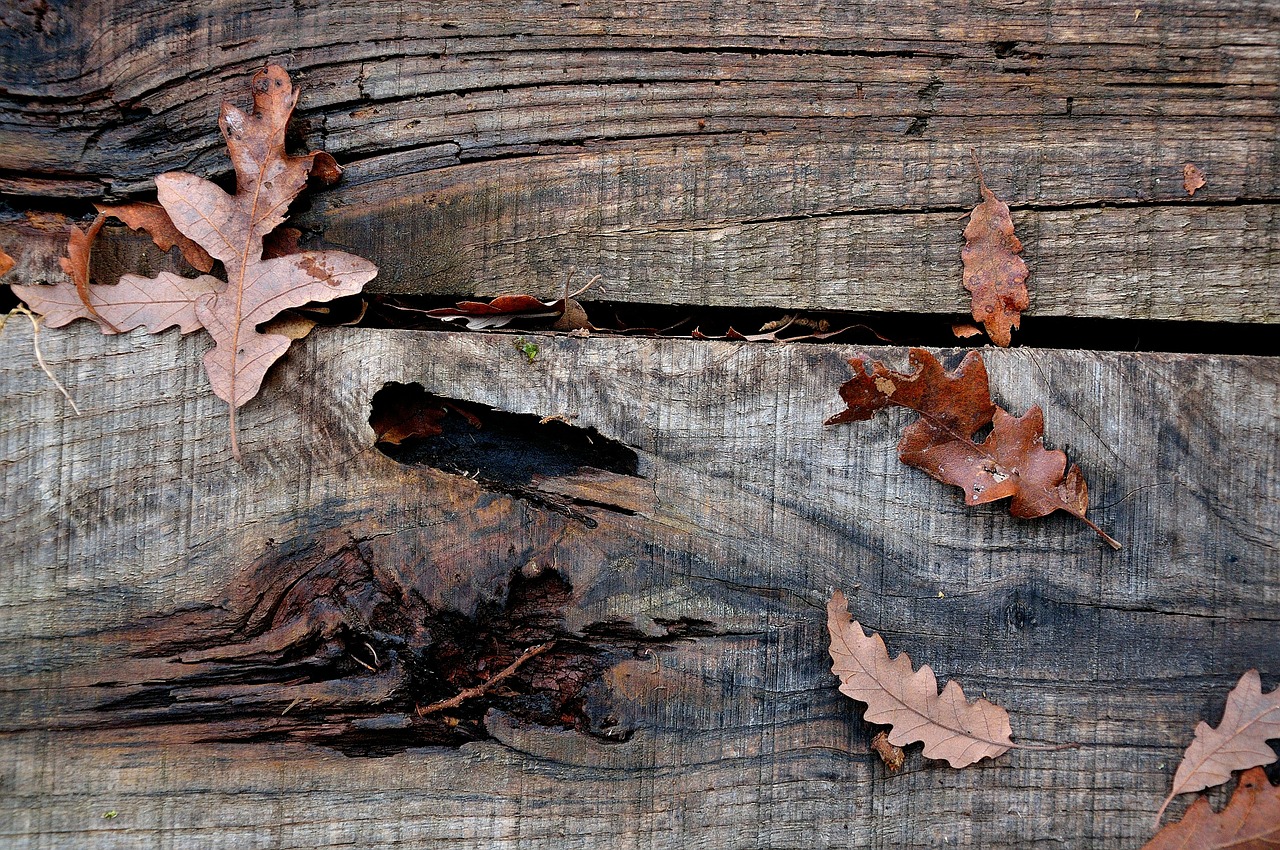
xmin=16 ymin=271 xmax=220 ymax=334
xmin=12 ymin=65 xmax=376 ymax=459
xmin=1157 ymin=670 xmax=1280 ymax=822
xmin=827 ymin=590 xmax=1014 ymax=768
xmin=1145 ymin=768 xmax=1280 ymax=849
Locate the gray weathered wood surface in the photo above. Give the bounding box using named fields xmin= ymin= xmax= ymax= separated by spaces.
xmin=0 ymin=324 xmax=1275 ymax=848
xmin=2 ymin=0 xmax=1277 ymax=322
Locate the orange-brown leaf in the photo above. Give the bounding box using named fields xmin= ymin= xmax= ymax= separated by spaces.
xmin=1157 ymin=670 xmax=1280 ymax=822
xmin=826 ymin=348 xmax=1118 ymax=547
xmin=95 ymin=202 xmax=215 ymax=272
xmin=1145 ymin=768 xmax=1280 ymax=849
xmin=1183 ymin=163 xmax=1207 ymax=196
xmin=962 ymin=169 xmax=1029 ymax=347
xmin=827 ymin=590 xmax=1014 ymax=768
xmin=0 ymin=247 xmax=13 ymax=278
xmin=870 ymin=731 xmax=906 ymax=772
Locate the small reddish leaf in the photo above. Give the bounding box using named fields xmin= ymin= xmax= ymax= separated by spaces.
xmin=427 ymin=295 xmax=562 ymax=330
xmin=828 ymin=590 xmax=1014 ymax=768
xmin=1183 ymin=163 xmax=1207 ymax=196
xmin=1145 ymin=768 xmax=1280 ymax=849
xmin=962 ymin=160 xmax=1029 ymax=347
xmin=826 ymin=348 xmax=1119 ymax=548
xmin=95 ymin=202 xmax=215 ymax=273
xmin=870 ymin=731 xmax=906 ymax=772
xmin=309 ymin=152 xmax=342 ymax=186
xmin=952 ymin=322 xmax=982 ymax=339
xmin=1157 ymin=670 xmax=1280 ymax=823
xmin=0 ymin=248 xmax=13 ymax=278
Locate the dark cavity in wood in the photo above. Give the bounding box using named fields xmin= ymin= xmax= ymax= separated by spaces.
xmin=86 ymin=530 xmax=715 ymax=758
xmin=371 ymin=382 xmax=642 ymax=526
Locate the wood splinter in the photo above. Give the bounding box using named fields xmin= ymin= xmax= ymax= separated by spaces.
xmin=416 ymin=641 xmax=556 ymax=717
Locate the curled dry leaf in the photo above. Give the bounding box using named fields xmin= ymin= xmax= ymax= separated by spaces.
xmin=12 ymin=65 xmax=377 ymax=458
xmin=1183 ymin=163 xmax=1207 ymax=196
xmin=826 ymin=348 xmax=1119 ymax=547
xmin=426 ymin=273 xmax=599 ymax=331
xmin=951 ymin=322 xmax=983 ymax=339
xmin=827 ymin=590 xmax=1014 ymax=768
xmin=1144 ymin=768 xmax=1280 ymax=849
xmin=1156 ymin=670 xmax=1280 ymax=823
xmin=0 ymin=247 xmax=13 ymax=278
xmin=871 ymin=731 xmax=906 ymax=772
xmin=962 ymin=159 xmax=1029 ymax=347
xmin=95 ymin=202 xmax=215 ymax=273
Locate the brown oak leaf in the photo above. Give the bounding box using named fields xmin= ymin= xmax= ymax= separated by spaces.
xmin=1183 ymin=163 xmax=1207 ymax=196
xmin=12 ymin=65 xmax=377 ymax=458
xmin=1156 ymin=670 xmax=1280 ymax=823
xmin=962 ymin=160 xmax=1029 ymax=347
xmin=825 ymin=348 xmax=1119 ymax=548
xmin=95 ymin=202 xmax=215 ymax=273
xmin=1145 ymin=768 xmax=1280 ymax=849
xmin=828 ymin=590 xmax=1014 ymax=768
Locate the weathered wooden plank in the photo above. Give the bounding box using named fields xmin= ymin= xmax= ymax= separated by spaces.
xmin=0 ymin=322 xmax=1274 ymax=848
xmin=2 ymin=0 xmax=1276 ymax=324
xmin=5 ymin=191 xmax=1277 ymax=324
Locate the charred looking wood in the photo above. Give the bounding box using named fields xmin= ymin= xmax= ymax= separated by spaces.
xmin=84 ymin=526 xmax=719 ymax=758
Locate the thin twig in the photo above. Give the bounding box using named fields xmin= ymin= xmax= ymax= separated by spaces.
xmin=416 ymin=641 xmax=555 ymax=717
xmin=4 ymin=306 xmax=81 ymax=414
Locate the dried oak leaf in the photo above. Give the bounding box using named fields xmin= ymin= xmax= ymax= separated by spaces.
xmin=95 ymin=202 xmax=215 ymax=273
xmin=1183 ymin=163 xmax=1207 ymax=196
xmin=13 ymin=65 xmax=376 ymax=456
xmin=962 ymin=164 xmax=1029 ymax=347
xmin=825 ymin=348 xmax=1119 ymax=548
xmin=1156 ymin=670 xmax=1280 ymax=823
xmin=828 ymin=590 xmax=1013 ymax=768
xmin=1145 ymin=768 xmax=1280 ymax=849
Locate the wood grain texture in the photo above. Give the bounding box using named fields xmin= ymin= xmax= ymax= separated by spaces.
xmin=0 ymin=323 xmax=1275 ymax=848
xmin=2 ymin=0 xmax=1276 ymax=322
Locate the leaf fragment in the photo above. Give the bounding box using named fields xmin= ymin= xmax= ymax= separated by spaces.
xmin=827 ymin=590 xmax=1014 ymax=768
xmin=1144 ymin=768 xmax=1280 ymax=849
xmin=426 ymin=273 xmax=600 ymax=331
xmin=1183 ymin=163 xmax=1207 ymax=196
xmin=1157 ymin=670 xmax=1280 ymax=823
xmin=871 ymin=730 xmax=906 ymax=772
xmin=0 ymin=248 xmax=13 ymax=278
xmin=826 ymin=348 xmax=1119 ymax=548
xmin=962 ymin=159 xmax=1029 ymax=347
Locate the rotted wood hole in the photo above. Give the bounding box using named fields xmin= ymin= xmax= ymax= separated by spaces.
xmin=81 ymin=387 xmax=711 ymax=758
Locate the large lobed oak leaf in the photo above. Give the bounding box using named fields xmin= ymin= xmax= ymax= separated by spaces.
xmin=1156 ymin=670 xmax=1280 ymax=823
xmin=826 ymin=348 xmax=1119 ymax=548
xmin=13 ymin=65 xmax=376 ymax=456
xmin=827 ymin=590 xmax=1014 ymax=768
xmin=1144 ymin=767 xmax=1280 ymax=849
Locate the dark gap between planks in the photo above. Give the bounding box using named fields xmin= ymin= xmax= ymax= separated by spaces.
xmin=357 ymin=295 xmax=1280 ymax=357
